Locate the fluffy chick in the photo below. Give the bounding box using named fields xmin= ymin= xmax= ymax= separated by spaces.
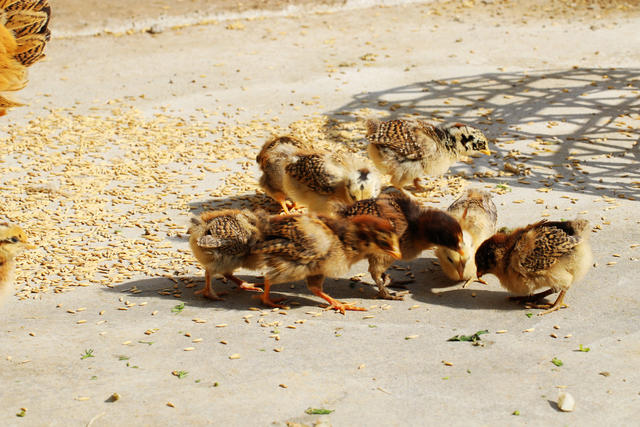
xmin=251 ymin=213 xmax=401 ymax=313
xmin=188 ymin=209 xmax=268 ymax=300
xmin=282 ymin=151 xmax=381 ymax=215
xmin=256 ymin=135 xmax=308 ymax=214
xmin=366 ymin=119 xmax=491 ymax=190
xmin=435 ymin=188 xmax=497 ymax=287
xmin=0 ymin=223 xmax=35 ymax=303
xmin=339 ymin=188 xmax=466 ymax=299
xmin=0 ymin=0 xmax=51 ymax=115
xmin=475 ymin=219 xmax=592 ymax=315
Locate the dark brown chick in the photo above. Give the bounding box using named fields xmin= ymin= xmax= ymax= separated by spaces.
xmin=339 ymin=188 xmax=466 ymax=299
xmin=188 ymin=209 xmax=268 ymax=300
xmin=366 ymin=119 xmax=491 ymax=190
xmin=256 ymin=135 xmax=308 ymax=214
xmin=475 ymin=219 xmax=592 ymax=315
xmin=251 ymin=213 xmax=401 ymax=313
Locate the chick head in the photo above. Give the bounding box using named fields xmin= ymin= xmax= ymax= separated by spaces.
xmin=0 ymin=223 xmax=35 ymax=260
xmin=475 ymin=234 xmax=507 ymax=277
xmin=446 ymin=123 xmax=490 ymax=155
xmin=345 ymin=167 xmax=381 ymax=202
xmin=349 ymin=215 xmax=401 ymax=259
xmin=436 ymin=231 xmax=473 ymax=281
xmin=419 ymin=210 xmax=466 ymax=257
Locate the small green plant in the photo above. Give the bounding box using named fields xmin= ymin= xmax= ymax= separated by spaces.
xmin=551 ymin=357 xmax=563 ymax=367
xmin=81 ymin=349 xmax=95 ymax=360
xmin=171 ymin=303 xmax=185 ymax=313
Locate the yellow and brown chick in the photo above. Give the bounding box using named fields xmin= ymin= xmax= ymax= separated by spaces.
xmin=435 ymin=188 xmax=497 ymax=287
xmin=188 ymin=209 xmax=268 ymax=300
xmin=366 ymin=119 xmax=491 ymax=190
xmin=0 ymin=222 xmax=35 ymax=303
xmin=251 ymin=213 xmax=401 ymax=313
xmin=475 ymin=219 xmax=592 ymax=315
xmin=339 ymin=188 xmax=466 ymax=299
xmin=0 ymin=0 xmax=51 ymax=116
xmin=282 ymin=150 xmax=381 ymax=215
xmin=256 ymin=135 xmax=309 ymax=214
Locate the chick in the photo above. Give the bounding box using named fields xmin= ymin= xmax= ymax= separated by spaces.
xmin=366 ymin=119 xmax=491 ymax=190
xmin=256 ymin=135 xmax=308 ymax=214
xmin=282 ymin=151 xmax=381 ymax=215
xmin=340 ymin=188 xmax=466 ymax=299
xmin=251 ymin=213 xmax=401 ymax=313
xmin=0 ymin=0 xmax=51 ymax=115
xmin=475 ymin=219 xmax=592 ymax=315
xmin=435 ymin=188 xmax=497 ymax=287
xmin=188 ymin=209 xmax=268 ymax=300
xmin=0 ymin=223 xmax=35 ymax=303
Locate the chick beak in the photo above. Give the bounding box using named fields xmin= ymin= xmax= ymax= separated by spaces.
xmin=457 ymin=247 xmax=466 ymax=258
xmin=26 ymin=243 xmax=36 ymax=250
xmin=385 ymin=239 xmax=402 ymax=260
xmin=480 ymin=149 xmax=492 ymax=156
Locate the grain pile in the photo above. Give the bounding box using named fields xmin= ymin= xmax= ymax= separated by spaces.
xmin=0 ymin=104 xmax=469 ymax=299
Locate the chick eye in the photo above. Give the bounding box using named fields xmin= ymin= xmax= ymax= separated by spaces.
xmin=446 ymin=256 xmax=453 ymax=263
xmin=11 ymin=236 xmax=19 ymax=243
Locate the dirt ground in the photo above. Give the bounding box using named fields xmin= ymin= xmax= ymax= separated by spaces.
xmin=1 ymin=0 xmax=639 ymax=425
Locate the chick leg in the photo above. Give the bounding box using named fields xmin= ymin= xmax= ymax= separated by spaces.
xmin=194 ymin=270 xmax=225 ymax=301
xmin=532 ymin=290 xmax=568 ymax=315
xmin=368 ymin=256 xmax=404 ymax=300
xmin=274 ymin=194 xmax=291 ymax=215
xmin=256 ymin=276 xmax=287 ymax=309
xmin=413 ymin=177 xmax=427 ymax=192
xmin=306 ymin=274 xmax=366 ymax=314
xmin=224 ymin=274 xmax=263 ymax=292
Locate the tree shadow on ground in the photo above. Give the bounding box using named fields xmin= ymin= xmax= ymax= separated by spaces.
xmin=322 ymin=67 xmax=640 ymax=199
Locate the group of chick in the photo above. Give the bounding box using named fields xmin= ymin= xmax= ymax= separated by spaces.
xmin=189 ymin=118 xmax=593 ymax=315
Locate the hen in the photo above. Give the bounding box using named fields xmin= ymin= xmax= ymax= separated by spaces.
xmin=0 ymin=0 xmax=51 ymax=116
xmin=252 ymin=213 xmax=401 ymax=313
xmin=435 ymin=188 xmax=497 ymax=287
xmin=366 ymin=119 xmax=490 ymax=190
xmin=340 ymin=188 xmax=466 ymax=299
xmin=475 ymin=219 xmax=592 ymax=315
xmin=188 ymin=209 xmax=268 ymax=300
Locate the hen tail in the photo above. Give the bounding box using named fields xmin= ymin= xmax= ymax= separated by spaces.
xmin=0 ymin=0 xmax=50 ymax=115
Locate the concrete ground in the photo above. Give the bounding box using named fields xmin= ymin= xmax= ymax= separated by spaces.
xmin=1 ymin=0 xmax=639 ymax=425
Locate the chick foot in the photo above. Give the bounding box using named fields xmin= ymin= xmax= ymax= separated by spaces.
xmin=375 ymin=274 xmax=405 ymax=300
xmin=509 ymin=288 xmax=554 ymax=302
xmin=255 ymin=277 xmax=287 ymax=308
xmin=530 ymin=290 xmax=568 ymax=315
xmin=256 ymin=293 xmax=287 ymax=309
xmin=310 ymin=288 xmax=365 ymax=314
xmin=225 ymin=274 xmax=263 ymax=292
xmin=194 ymin=288 xmax=226 ymax=301
xmin=462 ymin=277 xmax=488 ymax=288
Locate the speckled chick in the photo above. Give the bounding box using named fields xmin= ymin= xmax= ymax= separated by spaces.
xmin=339 ymin=188 xmax=466 ymax=299
xmin=188 ymin=209 xmax=268 ymax=300
xmin=251 ymin=213 xmax=401 ymax=313
xmin=366 ymin=119 xmax=491 ymax=190
xmin=282 ymin=151 xmax=381 ymax=215
xmin=435 ymin=188 xmax=497 ymax=286
xmin=256 ymin=135 xmax=309 ymax=214
xmin=0 ymin=0 xmax=51 ymax=115
xmin=475 ymin=219 xmax=592 ymax=315
xmin=0 ymin=223 xmax=35 ymax=303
